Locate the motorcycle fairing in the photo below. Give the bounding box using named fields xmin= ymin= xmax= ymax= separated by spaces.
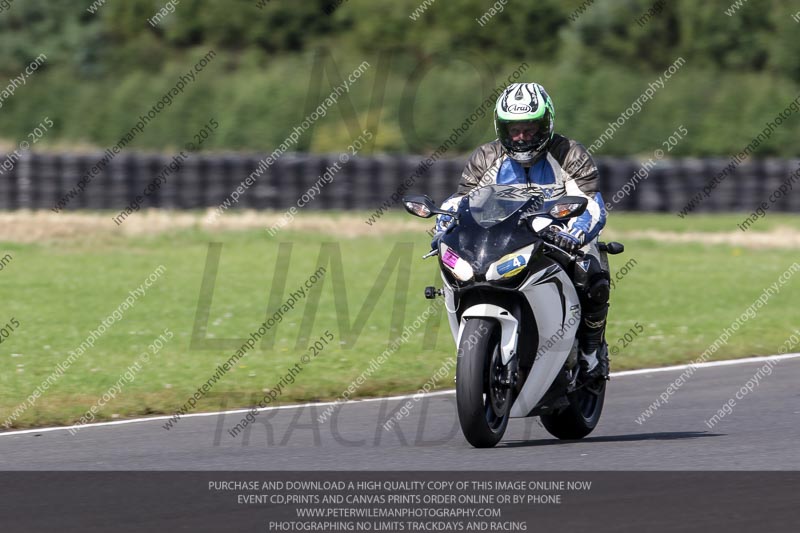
xmin=510 ymin=266 xmax=581 ymax=417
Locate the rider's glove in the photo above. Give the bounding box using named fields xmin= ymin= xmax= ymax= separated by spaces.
xmin=549 ymin=229 xmax=584 ymax=253
xmin=432 ymin=195 xmax=463 ymax=244
xmin=434 ymin=212 xmax=453 ymax=234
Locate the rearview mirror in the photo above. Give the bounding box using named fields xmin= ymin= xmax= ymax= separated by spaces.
xmin=402 ymin=195 xmax=436 ymax=218
xmin=402 ymin=195 xmax=453 ymax=219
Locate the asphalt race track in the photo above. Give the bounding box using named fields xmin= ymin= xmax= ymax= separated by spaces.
xmin=1 ymin=355 xmax=799 ymax=470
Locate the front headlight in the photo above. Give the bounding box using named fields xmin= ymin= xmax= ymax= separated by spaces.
xmin=486 ymin=244 xmax=535 ymax=281
xmin=440 ymin=243 xmax=474 ymax=282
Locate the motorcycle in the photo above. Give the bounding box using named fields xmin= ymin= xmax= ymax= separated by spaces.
xmin=402 ymin=184 xmax=624 ymax=448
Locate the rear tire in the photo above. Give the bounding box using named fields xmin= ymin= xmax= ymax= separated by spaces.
xmin=456 ymin=318 xmax=511 ymax=448
xmin=540 ymin=378 xmax=606 ymax=440
xmin=541 ymin=344 xmax=608 ymax=440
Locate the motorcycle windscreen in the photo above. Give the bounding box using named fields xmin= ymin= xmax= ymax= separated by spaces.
xmin=442 ymin=185 xmax=543 ymax=277
xmin=467 ymin=185 xmax=542 ymax=229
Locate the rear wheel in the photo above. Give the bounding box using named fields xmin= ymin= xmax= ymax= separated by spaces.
xmin=540 ymin=345 xmax=607 ymax=440
xmin=456 ymin=318 xmax=512 ymax=448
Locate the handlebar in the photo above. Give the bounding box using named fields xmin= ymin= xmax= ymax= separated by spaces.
xmin=540 ymin=240 xmax=584 ymax=261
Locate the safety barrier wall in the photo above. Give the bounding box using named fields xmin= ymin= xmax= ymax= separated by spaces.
xmin=1 ymin=151 xmax=797 ymax=212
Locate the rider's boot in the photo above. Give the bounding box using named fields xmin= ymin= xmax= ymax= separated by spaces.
xmin=578 ymin=304 xmax=609 ymax=381
xmin=573 ymin=253 xmax=610 ymax=382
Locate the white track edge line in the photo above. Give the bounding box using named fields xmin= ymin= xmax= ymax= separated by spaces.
xmin=2 ymin=352 xmax=799 ymax=437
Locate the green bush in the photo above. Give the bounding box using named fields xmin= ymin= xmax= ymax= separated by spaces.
xmin=0 ymin=0 xmax=798 ymax=156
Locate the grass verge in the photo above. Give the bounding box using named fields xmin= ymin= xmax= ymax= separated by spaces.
xmin=1 ymin=211 xmax=798 ymax=428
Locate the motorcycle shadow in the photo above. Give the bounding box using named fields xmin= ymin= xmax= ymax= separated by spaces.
xmin=497 ymin=431 xmax=723 ymax=448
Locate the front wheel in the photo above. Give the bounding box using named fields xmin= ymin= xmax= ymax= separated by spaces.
xmin=456 ymin=318 xmax=512 ymax=448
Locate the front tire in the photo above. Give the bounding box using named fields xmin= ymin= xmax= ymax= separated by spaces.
xmin=456 ymin=318 xmax=511 ymax=448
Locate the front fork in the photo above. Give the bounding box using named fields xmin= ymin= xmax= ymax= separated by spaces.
xmin=498 ymin=356 xmax=519 ymax=388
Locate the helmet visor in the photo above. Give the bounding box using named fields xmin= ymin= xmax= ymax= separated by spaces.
xmin=497 ymin=117 xmax=551 ymax=154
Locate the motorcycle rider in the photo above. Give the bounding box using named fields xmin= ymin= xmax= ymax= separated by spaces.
xmin=433 ymin=82 xmax=610 ymax=382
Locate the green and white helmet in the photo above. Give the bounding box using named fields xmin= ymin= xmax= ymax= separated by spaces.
xmin=494 ymin=82 xmax=555 ymax=164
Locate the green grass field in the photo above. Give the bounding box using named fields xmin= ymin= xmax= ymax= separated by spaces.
xmin=1 ymin=211 xmax=799 ymax=428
